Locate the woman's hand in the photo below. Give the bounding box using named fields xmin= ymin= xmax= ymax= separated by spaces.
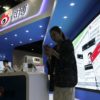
xmin=49 ymin=48 xmax=59 ymax=59
xmin=44 ymin=45 xmax=59 ymax=59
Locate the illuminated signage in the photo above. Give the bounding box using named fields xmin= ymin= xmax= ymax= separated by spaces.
xmin=0 ymin=0 xmax=46 ymax=32
xmin=73 ymin=14 xmax=100 ymax=90
xmin=32 ymin=57 xmax=42 ymax=65
xmin=0 ymin=3 xmax=29 ymax=27
xmin=12 ymin=3 xmax=29 ymax=22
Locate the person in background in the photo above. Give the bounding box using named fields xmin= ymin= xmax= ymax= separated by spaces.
xmin=3 ymin=60 xmax=14 ymax=73
xmin=88 ymin=52 xmax=93 ymax=64
xmin=44 ymin=26 xmax=78 ymax=100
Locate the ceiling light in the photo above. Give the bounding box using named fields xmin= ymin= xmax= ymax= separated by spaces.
xmin=39 ymin=25 xmax=43 ymax=28
xmin=3 ymin=6 xmax=10 ymax=11
xmin=41 ymin=35 xmax=44 ymax=38
xmin=14 ymin=34 xmax=18 ymax=37
xmin=32 ymin=49 xmax=34 ymax=51
xmin=11 ymin=44 xmax=14 ymax=46
xmin=70 ymin=2 xmax=75 ymax=6
xmin=29 ymin=38 xmax=32 ymax=41
xmin=59 ymin=26 xmax=62 ymax=29
xmin=19 ymin=41 xmax=22 ymax=44
xmin=63 ymin=16 xmax=68 ymax=19
xmin=50 ymin=43 xmax=53 ymax=46
xmin=4 ymin=37 xmax=8 ymax=40
xmin=26 ymin=30 xmax=29 ymax=33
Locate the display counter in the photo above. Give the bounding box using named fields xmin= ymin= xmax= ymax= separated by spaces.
xmin=0 ymin=72 xmax=49 ymax=100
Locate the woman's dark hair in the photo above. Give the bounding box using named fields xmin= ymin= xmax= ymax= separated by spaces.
xmin=50 ymin=26 xmax=62 ymax=33
xmin=88 ymin=52 xmax=92 ymax=56
xmin=3 ymin=59 xmax=9 ymax=65
xmin=3 ymin=60 xmax=8 ymax=63
xmin=50 ymin=26 xmax=66 ymax=40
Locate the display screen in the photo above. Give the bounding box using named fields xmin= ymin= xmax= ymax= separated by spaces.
xmin=73 ymin=14 xmax=100 ymax=90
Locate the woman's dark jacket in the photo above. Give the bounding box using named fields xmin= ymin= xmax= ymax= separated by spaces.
xmin=47 ymin=39 xmax=78 ymax=88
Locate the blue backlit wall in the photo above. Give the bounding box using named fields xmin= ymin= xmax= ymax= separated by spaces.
xmin=0 ymin=48 xmax=13 ymax=61
xmin=43 ymin=0 xmax=100 ymax=45
xmin=0 ymin=17 xmax=50 ymax=62
xmin=75 ymin=88 xmax=100 ymax=100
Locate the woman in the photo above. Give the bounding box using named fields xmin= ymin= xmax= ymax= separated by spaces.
xmin=44 ymin=26 xmax=78 ymax=100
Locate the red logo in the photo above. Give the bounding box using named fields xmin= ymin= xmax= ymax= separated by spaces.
xmin=0 ymin=13 xmax=11 ymax=27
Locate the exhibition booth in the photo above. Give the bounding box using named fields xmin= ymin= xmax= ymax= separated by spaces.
xmin=0 ymin=0 xmax=54 ymax=100
xmin=0 ymin=0 xmax=100 ymax=100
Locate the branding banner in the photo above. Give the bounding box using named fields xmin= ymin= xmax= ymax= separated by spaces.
xmin=0 ymin=0 xmax=46 ymax=32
